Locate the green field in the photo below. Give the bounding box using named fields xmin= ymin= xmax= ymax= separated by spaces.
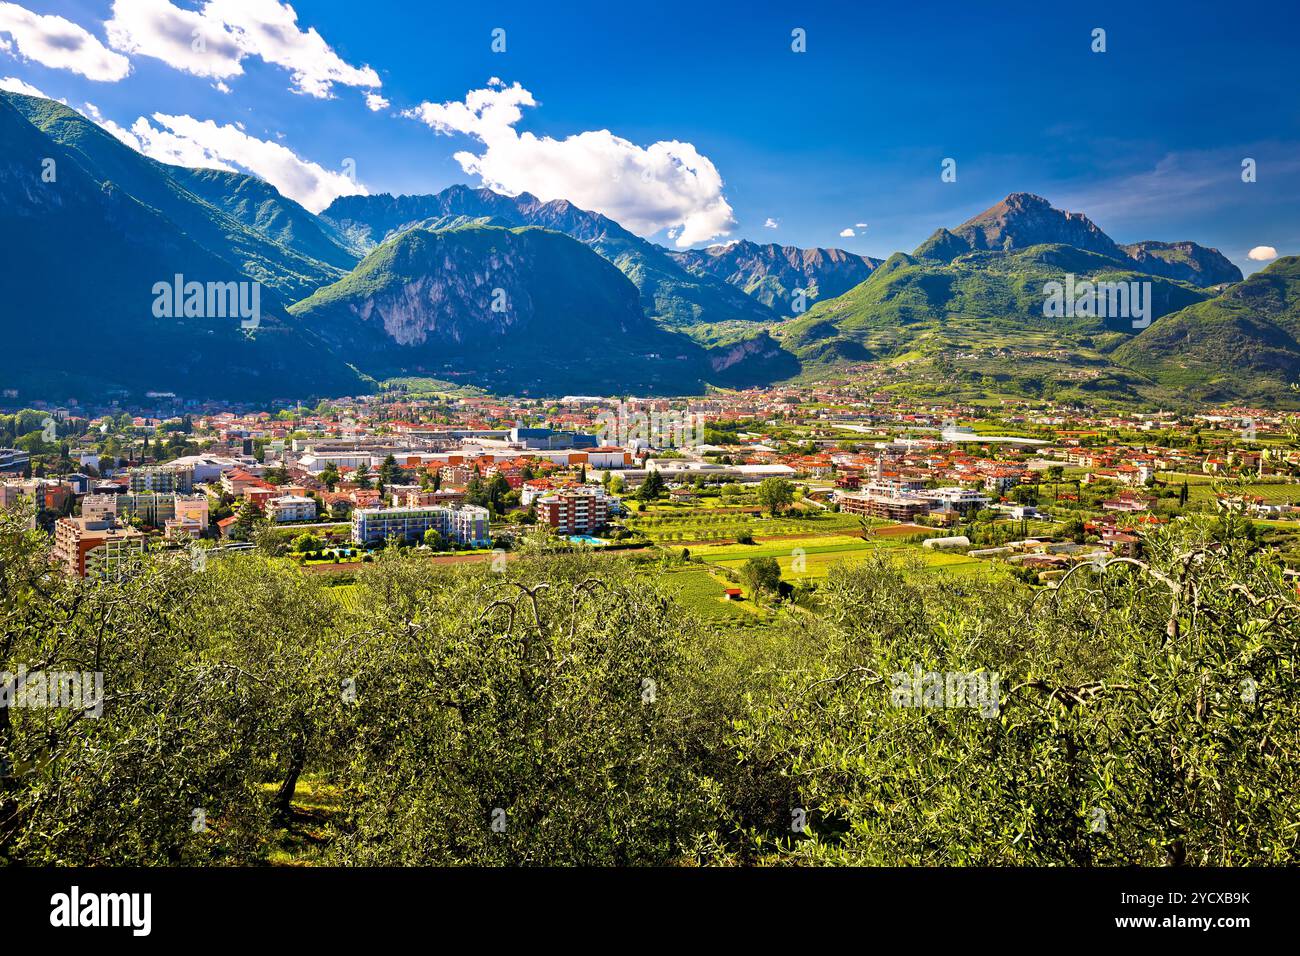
xmin=627 ymin=506 xmax=866 ymax=544
xmin=655 ymin=565 xmax=775 ymax=628
xmin=687 ymin=532 xmax=985 ymax=581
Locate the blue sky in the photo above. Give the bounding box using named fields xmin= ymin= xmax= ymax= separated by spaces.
xmin=2 ymin=0 xmax=1297 ymax=274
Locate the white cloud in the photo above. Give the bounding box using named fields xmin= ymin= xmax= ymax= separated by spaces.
xmin=839 ymin=228 xmax=856 ymax=238
xmin=364 ymin=92 xmax=389 ymax=112
xmin=105 ymin=0 xmax=380 ymax=98
xmin=0 ymin=2 xmax=130 ymax=81
xmin=763 ymin=217 xmax=779 ymax=229
xmin=94 ymin=109 xmax=365 ymax=212
xmin=0 ymin=73 xmax=45 ymax=96
xmin=1247 ymin=245 xmax=1278 ymax=262
xmin=854 ymin=222 xmax=868 ymax=228
xmin=404 ymin=79 xmax=736 ymax=248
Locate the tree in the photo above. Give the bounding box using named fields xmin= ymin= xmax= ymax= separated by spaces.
xmin=292 ymin=533 xmax=324 ymax=553
xmin=423 ymin=528 xmax=445 ymax=551
xmin=335 ymin=553 xmax=707 ymax=864
xmin=739 ymin=556 xmax=782 ymax=600
xmin=756 ymin=478 xmax=794 ymax=516
xmin=712 ymin=517 xmax=1300 ymax=866
xmin=637 ymin=470 xmax=665 ymax=501
xmin=227 ymin=500 xmax=266 ymax=542
xmin=377 ymin=455 xmax=401 ymax=493
xmin=354 ymin=464 xmax=373 ymax=491
xmin=486 ymin=474 xmax=511 ymax=514
xmin=320 ymin=463 xmax=340 ymax=492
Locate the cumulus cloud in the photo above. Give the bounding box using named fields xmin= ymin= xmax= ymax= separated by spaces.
xmin=1247 ymin=245 xmax=1278 ymax=262
xmin=0 ymin=73 xmax=46 ymax=96
xmin=763 ymin=217 xmax=779 ymax=229
xmin=105 ymin=0 xmax=380 ymax=98
xmin=97 ymin=109 xmax=365 ymax=212
xmin=0 ymin=2 xmax=130 ymax=81
xmin=364 ymin=92 xmax=389 ymax=112
xmin=404 ymin=79 xmax=736 ymax=248
xmin=839 ymin=228 xmax=856 ymax=238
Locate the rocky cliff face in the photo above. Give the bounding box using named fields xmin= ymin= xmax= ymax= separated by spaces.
xmin=321 ymin=185 xmax=777 ymax=329
xmin=291 ymin=225 xmax=649 ymax=354
xmin=671 ymin=240 xmax=882 ymax=313
xmin=1119 ymin=240 xmax=1242 ymax=287
xmin=916 ymin=192 xmax=1125 ymax=260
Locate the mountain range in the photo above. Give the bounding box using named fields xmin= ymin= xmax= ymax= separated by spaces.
xmin=0 ymin=90 xmax=1292 ymax=407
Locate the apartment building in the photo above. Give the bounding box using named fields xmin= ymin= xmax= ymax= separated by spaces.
xmin=837 ymin=491 xmax=930 ymax=522
xmin=106 ymin=492 xmax=210 ymax=530
xmin=535 ymin=487 xmax=612 ymax=535
xmin=81 ymin=494 xmax=119 ymax=521
xmin=220 ymin=468 xmax=269 ymax=497
xmin=351 ymin=504 xmax=491 ymax=547
xmin=267 ymin=494 xmax=317 ymax=523
xmin=397 ymin=488 xmax=465 ymax=508
xmin=0 ymin=448 xmax=30 ymax=473
xmin=0 ymin=482 xmax=28 ymax=511
xmin=128 ymin=464 xmax=194 ymax=494
xmin=53 ymin=516 xmax=146 ymax=578
xmin=919 ymin=487 xmax=993 ymax=516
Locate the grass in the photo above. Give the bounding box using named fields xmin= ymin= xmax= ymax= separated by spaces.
xmin=263 ymin=776 xmax=345 ymax=867
xmin=685 ymin=532 xmax=986 ymax=581
xmin=626 ymin=507 xmax=865 ymax=544
xmin=656 ymin=565 xmax=775 ymax=628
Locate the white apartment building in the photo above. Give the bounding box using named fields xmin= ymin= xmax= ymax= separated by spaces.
xmin=267 ymin=494 xmax=318 ymax=523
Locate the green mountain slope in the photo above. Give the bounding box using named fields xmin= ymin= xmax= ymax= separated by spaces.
xmin=0 ymin=97 xmax=364 ymax=401
xmin=170 ymin=167 xmax=358 ymax=272
xmin=1 ymin=92 xmax=344 ymax=297
xmin=781 ymin=244 xmax=1210 ymax=362
xmin=1113 ymin=257 xmax=1300 ymax=402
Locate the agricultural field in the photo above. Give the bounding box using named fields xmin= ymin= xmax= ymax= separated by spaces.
xmin=1159 ymin=474 xmax=1300 ymax=506
xmin=655 ymin=565 xmax=775 ymax=629
xmin=625 ymin=505 xmax=866 ymax=545
xmin=685 ymin=531 xmax=987 ymax=581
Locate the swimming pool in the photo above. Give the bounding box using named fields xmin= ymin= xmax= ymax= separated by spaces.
xmin=568 ymin=535 xmax=607 ymax=546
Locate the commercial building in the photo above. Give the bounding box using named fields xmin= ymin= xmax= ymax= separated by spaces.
xmin=509 ymin=427 xmax=599 ymax=450
xmin=351 ymin=504 xmax=491 ymax=547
